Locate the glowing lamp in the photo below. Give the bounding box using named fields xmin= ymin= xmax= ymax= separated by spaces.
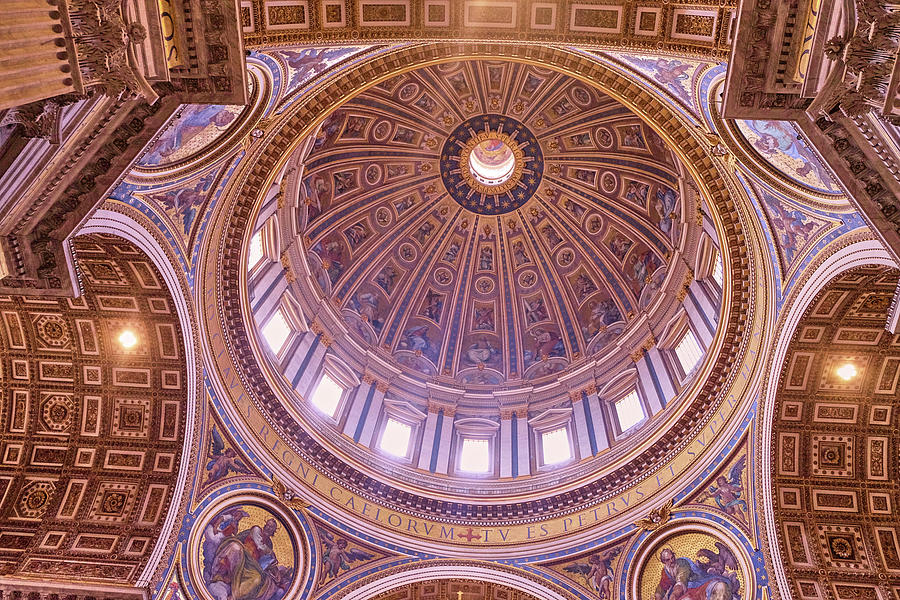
xmin=836 ymin=363 xmax=857 ymax=381
xmin=118 ymin=330 xmax=138 ymax=349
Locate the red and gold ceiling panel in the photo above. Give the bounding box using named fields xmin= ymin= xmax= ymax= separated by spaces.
xmin=771 ymin=266 xmax=900 ymax=598
xmin=0 ymin=234 xmax=187 ymax=584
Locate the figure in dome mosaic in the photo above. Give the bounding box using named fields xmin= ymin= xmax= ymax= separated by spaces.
xmin=638 ymin=532 xmax=746 ymax=600
xmin=736 ymin=120 xmax=841 ymax=195
xmin=199 ymin=503 xmax=297 ymax=600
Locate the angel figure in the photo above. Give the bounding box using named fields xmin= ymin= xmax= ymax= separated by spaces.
xmin=319 ymin=530 xmax=374 ymax=583
xmin=698 ymin=456 xmax=747 ymax=521
xmin=563 ymin=546 xmax=622 ymax=599
xmin=204 ymin=426 xmax=252 ymax=484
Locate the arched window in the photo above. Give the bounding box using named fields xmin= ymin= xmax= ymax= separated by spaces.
xmin=529 ymin=407 xmax=575 ymax=467
xmin=460 ymin=438 xmax=491 ymax=473
xmin=674 ymin=328 xmax=703 ymax=375
xmin=248 ymin=216 xmax=278 ymax=276
xmin=598 ymin=369 xmax=648 ymax=438
xmin=454 ymin=418 xmax=499 ymax=475
xmin=310 ymin=372 xmax=344 ymax=417
xmin=261 ymin=308 xmax=292 ymax=356
xmin=375 ymin=400 xmax=425 ymax=462
xmin=615 ymin=389 xmax=644 ymax=432
xmin=712 ymin=251 xmax=724 ymax=287
xmin=379 ymin=418 xmax=412 ymax=457
xmin=248 ymin=229 xmax=265 ymax=271
xmin=541 ymin=427 xmax=572 ymax=465
xmin=307 ymin=354 xmax=358 ymax=421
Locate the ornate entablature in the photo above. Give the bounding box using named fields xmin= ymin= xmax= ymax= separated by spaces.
xmin=724 ymin=0 xmax=900 ymax=262
xmin=239 ymin=0 xmax=737 ymax=60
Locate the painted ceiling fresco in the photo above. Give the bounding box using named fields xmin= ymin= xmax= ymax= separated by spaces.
xmin=299 ymin=59 xmax=700 ymax=385
xmin=139 ymin=104 xmax=245 ymax=168
xmin=44 ymin=39 xmax=876 ymax=600
xmin=266 ymin=46 xmax=372 ymax=103
xmin=735 ymin=120 xmax=842 ymax=196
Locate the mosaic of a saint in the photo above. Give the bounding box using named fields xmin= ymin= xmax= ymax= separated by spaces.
xmin=201 ymin=506 xmax=295 ymax=600
xmin=651 ymin=543 xmax=740 ymax=600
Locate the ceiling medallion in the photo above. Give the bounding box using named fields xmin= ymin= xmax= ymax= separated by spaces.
xmin=440 ymin=114 xmax=543 ymax=215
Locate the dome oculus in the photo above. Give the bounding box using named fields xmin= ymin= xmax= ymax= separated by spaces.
xmin=469 ymin=139 xmax=515 ymax=185
xmin=441 ymin=114 xmax=542 ymax=215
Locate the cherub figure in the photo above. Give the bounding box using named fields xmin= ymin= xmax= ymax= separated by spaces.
xmin=698 ymin=456 xmax=747 ymax=522
xmin=563 ymin=546 xmax=622 ymax=599
xmin=319 ymin=530 xmax=374 ymax=583
xmin=204 ymin=425 xmax=252 ymax=485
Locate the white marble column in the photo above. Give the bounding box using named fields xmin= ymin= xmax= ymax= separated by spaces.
xmin=356 ymin=381 xmax=387 ymax=448
xmin=250 ymin=262 xmax=288 ymax=319
xmin=637 ymin=346 xmax=678 ymax=412
xmin=582 ymin=387 xmax=610 ymax=452
xmin=282 ymin=330 xmax=318 ymax=387
xmin=342 ymin=376 xmax=374 ymax=440
xmin=291 ymin=332 xmax=327 ymax=399
xmin=683 ymin=285 xmax=715 ymax=348
xmin=417 ymin=407 xmax=441 ymax=471
xmin=514 ymin=411 xmax=530 ymax=477
xmin=500 ymin=410 xmax=514 ymax=478
xmin=689 ymin=280 xmax=719 ymax=330
xmin=635 ymin=352 xmax=663 ymax=414
xmin=570 ymin=391 xmax=594 ymax=460
xmin=433 ymin=407 xmax=456 ymax=475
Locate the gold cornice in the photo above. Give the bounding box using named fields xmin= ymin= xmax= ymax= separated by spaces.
xmin=310 ymin=320 xmax=334 ymax=346
xmin=428 ymin=400 xmax=456 ymax=416
xmin=568 ymin=383 xmax=598 ymax=402
xmin=279 ymin=252 xmax=295 ymax=283
xmin=677 ymin=270 xmax=694 ymax=302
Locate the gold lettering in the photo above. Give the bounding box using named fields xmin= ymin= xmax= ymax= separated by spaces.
xmin=157 ymin=0 xmax=184 ymax=67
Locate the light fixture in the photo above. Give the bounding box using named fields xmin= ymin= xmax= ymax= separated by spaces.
xmin=836 ymin=363 xmax=857 ymax=381
xmin=118 ymin=330 xmax=138 ymax=349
